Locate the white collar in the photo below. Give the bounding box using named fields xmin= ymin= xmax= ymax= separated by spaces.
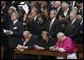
xmin=13 ymin=20 xmax=18 ymax=24
xmin=34 ymin=16 xmax=37 ymax=20
xmin=71 ymin=19 xmax=76 ymax=24
xmin=2 ymin=5 xmax=6 ymax=9
xmin=52 ymin=17 xmax=56 ymax=22
xmin=57 ymin=6 xmax=61 ymax=11
xmin=64 ymin=8 xmax=69 ymax=12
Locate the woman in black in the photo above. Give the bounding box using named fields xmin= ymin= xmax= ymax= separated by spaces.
xmin=35 ymin=31 xmax=55 ymax=50
xmin=35 ymin=31 xmax=56 ymax=59
xmin=37 ymin=13 xmax=47 ymax=38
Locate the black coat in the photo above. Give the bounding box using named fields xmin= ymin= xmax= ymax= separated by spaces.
xmin=25 ymin=35 xmax=39 ymax=49
xmin=37 ymin=21 xmax=47 ymax=37
xmin=46 ymin=19 xmax=62 ymax=39
xmin=64 ymin=20 xmax=81 ymax=44
xmin=27 ymin=20 xmax=39 ymax=36
xmin=56 ymin=8 xmax=64 ymax=20
xmin=37 ymin=36 xmax=56 ymax=50
xmin=8 ymin=21 xmax=24 ymax=48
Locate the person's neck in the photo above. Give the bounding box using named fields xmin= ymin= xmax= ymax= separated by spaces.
xmin=13 ymin=19 xmax=18 ymax=22
xmin=61 ymin=36 xmax=66 ymax=43
xmin=51 ymin=17 xmax=56 ymax=20
xmin=29 ymin=34 xmax=32 ymax=39
xmin=71 ymin=18 xmax=76 ymax=22
xmin=45 ymin=38 xmax=48 ymax=42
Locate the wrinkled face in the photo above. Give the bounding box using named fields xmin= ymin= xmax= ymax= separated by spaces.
xmin=8 ymin=9 xmax=13 ymax=15
xmin=62 ymin=5 xmax=66 ymax=11
xmin=23 ymin=33 xmax=30 ymax=39
xmin=11 ymin=13 xmax=17 ymax=21
xmin=69 ymin=13 xmax=75 ymax=21
xmin=57 ymin=36 xmax=64 ymax=41
xmin=31 ymin=10 xmax=37 ymax=18
xmin=50 ymin=11 xmax=55 ymax=19
xmin=54 ymin=2 xmax=59 ymax=8
xmin=42 ymin=34 xmax=48 ymax=41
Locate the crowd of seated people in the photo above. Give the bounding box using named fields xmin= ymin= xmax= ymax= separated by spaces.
xmin=1 ymin=1 xmax=83 ymax=59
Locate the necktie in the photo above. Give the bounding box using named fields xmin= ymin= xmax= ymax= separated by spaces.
xmin=49 ymin=20 xmax=53 ymax=31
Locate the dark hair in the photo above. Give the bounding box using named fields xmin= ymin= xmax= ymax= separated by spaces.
xmin=38 ymin=13 xmax=45 ymax=21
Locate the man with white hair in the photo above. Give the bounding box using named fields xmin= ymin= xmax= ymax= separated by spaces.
xmin=50 ymin=32 xmax=77 ymax=59
xmin=61 ymin=2 xmax=70 ymax=18
xmin=76 ymin=15 xmax=83 ymax=25
xmin=65 ymin=12 xmax=81 ymax=44
xmin=54 ymin=1 xmax=63 ymax=20
xmin=76 ymin=15 xmax=83 ymax=44
xmin=22 ymin=31 xmax=39 ymax=49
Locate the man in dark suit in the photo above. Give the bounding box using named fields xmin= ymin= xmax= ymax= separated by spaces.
xmin=4 ymin=12 xmax=24 ymax=59
xmin=22 ymin=31 xmax=39 ymax=49
xmin=54 ymin=1 xmax=63 ymax=20
xmin=29 ymin=8 xmax=39 ymax=35
xmin=31 ymin=8 xmax=39 ymax=23
xmin=21 ymin=31 xmax=39 ymax=59
xmin=61 ymin=2 xmax=70 ymax=19
xmin=64 ymin=12 xmax=81 ymax=44
xmin=46 ymin=10 xmax=62 ymax=42
xmin=1 ymin=1 xmax=8 ymax=18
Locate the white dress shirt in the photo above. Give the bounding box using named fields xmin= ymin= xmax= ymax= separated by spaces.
xmin=49 ymin=17 xmax=56 ymax=31
xmin=34 ymin=16 xmax=37 ymax=21
xmin=13 ymin=20 xmax=18 ymax=25
xmin=64 ymin=8 xmax=69 ymax=17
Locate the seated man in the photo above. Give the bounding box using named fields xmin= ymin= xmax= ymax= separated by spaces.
xmin=50 ymin=32 xmax=77 ymax=59
xmin=21 ymin=31 xmax=39 ymax=49
xmin=18 ymin=31 xmax=39 ymax=59
xmin=35 ymin=31 xmax=55 ymax=50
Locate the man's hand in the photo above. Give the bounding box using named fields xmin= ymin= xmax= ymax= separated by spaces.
xmin=21 ymin=46 xmax=28 ymax=49
xmin=49 ymin=46 xmax=59 ymax=51
xmin=36 ymin=47 xmax=45 ymax=50
xmin=4 ymin=29 xmax=13 ymax=35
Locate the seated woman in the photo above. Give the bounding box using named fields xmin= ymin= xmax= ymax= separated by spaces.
xmin=35 ymin=31 xmax=55 ymax=50
xmin=50 ymin=32 xmax=77 ymax=59
xmin=35 ymin=31 xmax=56 ymax=59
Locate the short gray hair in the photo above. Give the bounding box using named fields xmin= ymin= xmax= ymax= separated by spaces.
xmin=57 ymin=32 xmax=65 ymax=36
xmin=76 ymin=15 xmax=83 ymax=20
xmin=55 ymin=1 xmax=61 ymax=6
xmin=62 ymin=2 xmax=69 ymax=7
xmin=50 ymin=9 xmax=57 ymax=16
xmin=70 ymin=12 xmax=76 ymax=17
xmin=9 ymin=6 xmax=16 ymax=11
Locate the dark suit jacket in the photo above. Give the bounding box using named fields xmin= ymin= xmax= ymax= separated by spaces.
xmin=1 ymin=5 xmax=8 ymax=17
xmin=64 ymin=20 xmax=81 ymax=44
xmin=46 ymin=18 xmax=62 ymax=39
xmin=28 ymin=18 xmax=39 ymax=35
xmin=25 ymin=35 xmax=39 ymax=49
xmin=8 ymin=21 xmax=24 ymax=48
xmin=56 ymin=7 xmax=64 ymax=20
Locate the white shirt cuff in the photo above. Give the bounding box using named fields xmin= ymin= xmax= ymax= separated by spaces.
xmin=59 ymin=48 xmax=66 ymax=52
